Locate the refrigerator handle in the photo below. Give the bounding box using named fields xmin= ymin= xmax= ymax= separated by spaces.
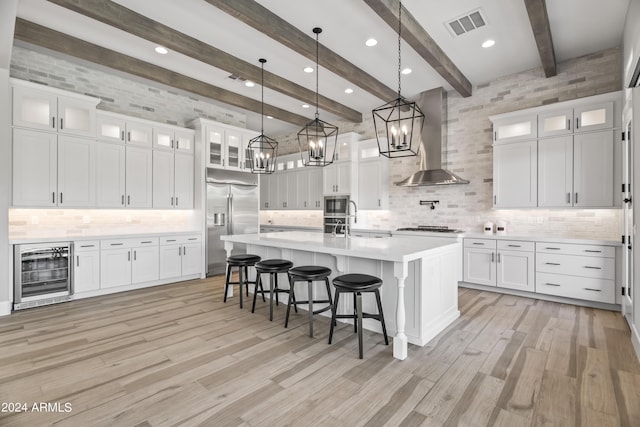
xmin=228 ymin=193 xmax=233 ymax=235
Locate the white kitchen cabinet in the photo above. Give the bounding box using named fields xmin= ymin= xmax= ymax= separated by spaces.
xmin=159 ymin=235 xmax=202 ymax=279
xmin=100 ymin=238 xmax=159 ymax=288
xmin=538 ymin=136 xmax=573 ymax=207
xmin=153 ymin=151 xmax=194 ymax=209
xmin=463 ymin=239 xmax=534 ymax=292
xmin=73 ymin=241 xmax=100 ymax=294
xmin=125 ymin=146 xmax=153 ymax=208
xmin=153 ymin=125 xmax=194 ymax=153
xmin=57 ymin=136 xmax=96 ymax=207
xmin=12 ymin=81 xmax=97 ymax=137
xmin=204 ymin=125 xmax=243 ymax=170
xmin=96 ymin=112 xmax=153 ymax=147
xmin=463 ymin=239 xmax=497 ymax=286
xmin=535 ymin=242 xmax=616 ymax=304
xmin=12 ymin=128 xmax=57 ymax=207
xmin=539 ymin=131 xmax=613 ymax=208
xmin=493 ymin=141 xmax=537 ymax=208
xmin=174 ymin=153 xmax=194 ymax=209
xmin=260 ymin=173 xmax=272 ymax=210
xmin=573 ymin=131 xmax=614 ymax=207
xmin=537 ymin=102 xmax=614 ymax=137
xmin=96 ymin=142 xmax=126 ymax=208
xmin=358 ymin=159 xmax=388 ymax=210
xmin=12 ymin=129 xmax=95 ymax=207
xmin=496 ymin=241 xmax=535 ymax=292
xmin=295 ymin=168 xmax=323 ymax=210
xmin=323 ymin=161 xmax=351 ymax=195
xmin=574 ymin=102 xmax=614 ymax=133
xmin=276 ymin=172 xmax=298 ymax=209
xmin=153 ymin=150 xmax=175 ymax=209
xmin=492 ymin=114 xmax=537 ymax=143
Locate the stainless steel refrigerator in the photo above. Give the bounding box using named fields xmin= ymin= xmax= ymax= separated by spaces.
xmin=206 ymin=169 xmax=259 ymax=276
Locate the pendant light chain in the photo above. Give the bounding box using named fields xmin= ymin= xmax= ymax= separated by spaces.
xmin=397 ymin=0 xmax=402 ymax=98
xmin=315 ymin=29 xmax=320 ymax=119
xmin=260 ymin=60 xmax=265 ymax=133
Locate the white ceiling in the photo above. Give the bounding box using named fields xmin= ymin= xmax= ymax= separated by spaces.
xmin=15 ymin=0 xmax=630 ymax=136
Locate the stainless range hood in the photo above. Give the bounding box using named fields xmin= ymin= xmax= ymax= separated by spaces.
xmin=396 ymin=87 xmax=469 ymax=186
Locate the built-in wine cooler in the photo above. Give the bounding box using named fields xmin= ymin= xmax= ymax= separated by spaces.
xmin=14 ymin=243 xmax=72 ymax=310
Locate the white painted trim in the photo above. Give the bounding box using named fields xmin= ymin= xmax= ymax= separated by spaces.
xmin=0 ymin=300 xmax=11 ymax=316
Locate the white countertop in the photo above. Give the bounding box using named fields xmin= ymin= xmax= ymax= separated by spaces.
xmin=222 ymin=231 xmax=460 ymax=263
xmin=9 ymin=230 xmax=202 ymax=245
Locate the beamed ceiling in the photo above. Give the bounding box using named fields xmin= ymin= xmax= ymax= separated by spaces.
xmin=11 ymin=0 xmax=631 ymax=135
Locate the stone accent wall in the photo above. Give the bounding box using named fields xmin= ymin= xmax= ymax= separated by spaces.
xmin=272 ymin=47 xmax=624 ymax=239
xmin=10 ymin=45 xmax=247 ymax=128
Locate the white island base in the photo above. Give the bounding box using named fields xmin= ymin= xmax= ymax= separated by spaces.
xmin=222 ymin=232 xmax=461 ymax=360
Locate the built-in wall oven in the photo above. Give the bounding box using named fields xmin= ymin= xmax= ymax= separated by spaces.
xmin=14 ymin=242 xmax=72 ymax=310
xmin=324 ymin=196 xmax=350 ymax=234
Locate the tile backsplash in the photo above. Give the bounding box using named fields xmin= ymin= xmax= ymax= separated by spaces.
xmin=9 ymin=209 xmax=198 ymax=239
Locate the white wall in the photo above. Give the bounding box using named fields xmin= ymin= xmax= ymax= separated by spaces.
xmin=0 ymin=0 xmax=18 ymax=314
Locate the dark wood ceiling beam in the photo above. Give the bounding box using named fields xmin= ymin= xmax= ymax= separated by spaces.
xmin=14 ymin=19 xmax=310 ymax=126
xmin=363 ymin=0 xmax=472 ymax=98
xmin=46 ymin=0 xmax=361 ymax=123
xmin=204 ymin=0 xmax=398 ymax=102
xmin=524 ymin=0 xmax=557 ymax=77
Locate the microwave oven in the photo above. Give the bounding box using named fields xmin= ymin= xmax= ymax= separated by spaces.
xmin=324 ymin=196 xmax=350 ymax=216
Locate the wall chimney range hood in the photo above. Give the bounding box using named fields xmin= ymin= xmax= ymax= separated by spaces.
xmin=395 ymin=87 xmax=469 ymax=187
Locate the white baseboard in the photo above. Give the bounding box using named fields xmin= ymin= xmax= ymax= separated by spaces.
xmin=0 ymin=300 xmax=12 ymax=316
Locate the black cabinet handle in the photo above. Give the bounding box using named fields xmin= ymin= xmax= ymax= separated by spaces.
xmin=507 ymin=244 xmax=521 ymax=247
xmin=584 ymin=288 xmax=601 ymax=292
xmin=545 ymin=283 xmax=561 ymax=287
xmin=584 ymin=266 xmax=602 ymax=270
xmin=584 ymin=250 xmax=601 ymax=253
xmin=60 ymin=118 xmax=63 ymax=129
xmin=545 ymin=262 xmax=560 ymax=266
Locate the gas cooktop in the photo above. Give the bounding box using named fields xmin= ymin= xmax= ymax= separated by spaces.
xmin=396 ymin=225 xmax=464 ymax=233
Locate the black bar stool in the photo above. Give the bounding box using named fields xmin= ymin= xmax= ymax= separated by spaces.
xmin=224 ymin=254 xmax=262 ymax=308
xmin=252 ymin=259 xmax=294 ymax=321
xmin=285 ymin=265 xmax=334 ymax=337
xmin=328 ymin=273 xmax=389 ymax=359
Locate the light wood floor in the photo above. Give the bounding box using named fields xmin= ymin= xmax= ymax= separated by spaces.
xmin=1 ymin=276 xmax=639 ymax=427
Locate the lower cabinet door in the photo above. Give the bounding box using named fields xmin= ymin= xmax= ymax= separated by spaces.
xmin=73 ymin=251 xmax=100 ymax=293
xmin=131 ymin=245 xmax=159 ymax=284
xmin=181 ymin=243 xmax=202 ymax=276
xmin=463 ymin=248 xmax=496 ymax=286
xmin=101 ymin=249 xmax=132 ymax=288
xmin=496 ymin=250 xmax=534 ymax=292
xmin=159 ymin=245 xmax=182 ymax=280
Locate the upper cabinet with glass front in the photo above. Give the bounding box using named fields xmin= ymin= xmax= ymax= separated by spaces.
xmin=190 ymin=118 xmax=258 ymax=171
xmin=12 ymin=79 xmax=98 ymax=138
xmin=153 ymin=125 xmax=194 ymax=153
xmin=538 ymin=102 xmax=614 ymax=137
xmin=96 ymin=111 xmax=153 ymax=147
xmin=492 ymin=114 xmax=537 ymax=143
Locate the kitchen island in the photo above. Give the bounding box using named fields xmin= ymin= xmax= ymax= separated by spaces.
xmin=221 ymin=231 xmax=461 ymax=360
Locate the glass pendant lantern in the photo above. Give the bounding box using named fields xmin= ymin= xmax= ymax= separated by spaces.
xmin=298 ymin=27 xmax=339 ymax=167
xmin=248 ymin=58 xmax=278 ymax=174
xmin=372 ymin=0 xmax=424 ymax=158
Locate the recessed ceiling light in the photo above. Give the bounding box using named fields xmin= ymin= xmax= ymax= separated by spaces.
xmin=482 ymin=39 xmax=495 ymax=48
xmin=303 ymin=66 xmax=314 ymax=73
xmin=401 ymin=68 xmax=412 ymax=75
xmin=267 ymin=115 xmax=273 ymax=119
xmin=155 ymin=46 xmax=168 ymax=55
xmin=365 ymin=38 xmax=378 ymax=47
xmin=302 ymin=104 xmax=310 ymax=108
xmin=345 ymin=88 xmax=354 ymax=94
xmin=245 ymin=81 xmax=255 ymax=87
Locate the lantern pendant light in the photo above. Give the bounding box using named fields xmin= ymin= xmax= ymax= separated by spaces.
xmin=248 ymin=58 xmax=278 ymax=174
xmin=297 ymin=27 xmax=339 ymax=167
xmin=372 ymin=0 xmax=424 ymax=158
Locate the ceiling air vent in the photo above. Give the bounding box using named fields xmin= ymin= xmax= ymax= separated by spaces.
xmin=227 ymin=74 xmax=247 ymax=82
xmin=446 ymin=9 xmax=486 ymax=37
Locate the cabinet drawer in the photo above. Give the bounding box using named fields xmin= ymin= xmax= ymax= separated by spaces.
xmin=536 ymin=253 xmax=614 ymax=280
xmin=536 ymin=242 xmax=615 ymax=258
xmin=74 ymin=240 xmax=100 ymax=252
xmin=536 ymin=272 xmax=615 ymax=304
xmin=497 ymin=240 xmax=534 ymax=252
xmin=464 ymin=238 xmax=496 ymax=249
xmin=160 ymin=235 xmax=201 ymax=245
xmin=101 ymin=237 xmax=159 ymax=249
